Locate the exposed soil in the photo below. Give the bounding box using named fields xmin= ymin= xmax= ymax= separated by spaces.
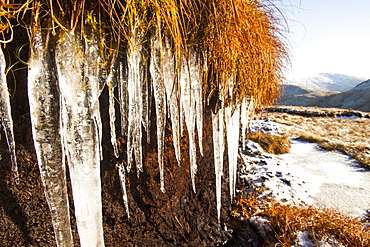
xmin=0 ymin=26 xmax=274 ymax=247
xmin=1 ymin=101 xmax=234 ymax=246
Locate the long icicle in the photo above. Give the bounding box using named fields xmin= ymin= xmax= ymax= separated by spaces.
xmin=117 ymin=162 xmax=130 ymax=218
xmin=106 ymin=57 xmax=119 ymax=158
xmin=118 ymin=60 xmax=128 ymax=138
xmin=0 ymin=46 xmax=18 ymax=184
xmin=56 ymin=31 xmax=104 ymax=247
xmin=191 ymin=54 xmax=203 ymax=156
xmin=127 ymin=30 xmax=144 ymax=173
xmin=150 ymin=36 xmax=167 ymax=192
xmin=226 ymin=104 xmax=240 ymax=202
xmin=241 ymin=97 xmax=254 ymax=152
xmin=28 ymin=27 xmax=73 ymax=247
xmin=212 ymin=107 xmax=224 ymax=223
xmin=162 ymin=38 xmax=181 ymax=164
xmin=180 ymin=54 xmax=197 ymax=193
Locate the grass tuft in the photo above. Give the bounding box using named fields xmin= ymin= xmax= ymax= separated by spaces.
xmin=297 ymin=131 xmax=326 ymax=143
xmin=233 ymin=191 xmax=370 ymax=246
xmin=248 ymin=131 xmax=291 ymax=154
xmin=265 ymin=202 xmax=370 ymax=246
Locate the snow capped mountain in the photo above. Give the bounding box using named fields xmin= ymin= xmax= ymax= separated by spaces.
xmin=350 ymin=79 xmax=370 ymax=91
xmin=285 ymin=73 xmax=365 ymax=93
xmin=278 ymin=75 xmax=370 ymax=112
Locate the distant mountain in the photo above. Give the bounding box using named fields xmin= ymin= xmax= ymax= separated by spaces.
xmin=284 ymin=73 xmax=365 ymax=93
xmin=278 ymin=76 xmax=370 ymax=112
xmin=350 ymin=79 xmax=370 ymax=91
xmin=321 ymin=79 xmax=370 ymax=111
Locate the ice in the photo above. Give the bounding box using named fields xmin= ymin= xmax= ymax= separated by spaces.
xmin=141 ymin=51 xmax=152 ymax=145
xmin=241 ymin=98 xmax=254 ymax=151
xmin=127 ymin=31 xmax=144 ymax=173
xmin=56 ymin=31 xmax=104 ymax=247
xmin=106 ymin=57 xmax=119 ymax=158
xmin=162 ymin=38 xmax=181 ymax=164
xmin=117 ymin=163 xmax=130 ymax=218
xmin=118 ymin=61 xmax=128 ymax=137
xmin=150 ymin=36 xmax=167 ymax=192
xmin=212 ymin=107 xmax=225 ymax=222
xmin=0 ymin=47 xmax=18 ymax=183
xmin=180 ymin=53 xmax=198 ymax=193
xmin=28 ymin=27 xmax=73 ymax=247
xmin=190 ymin=53 xmax=204 ymax=156
xmin=226 ymin=104 xmax=240 ymax=201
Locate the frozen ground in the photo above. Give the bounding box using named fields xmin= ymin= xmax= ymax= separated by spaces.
xmin=280 ymin=140 xmax=370 ymax=217
xmin=240 ymin=120 xmax=370 ymax=218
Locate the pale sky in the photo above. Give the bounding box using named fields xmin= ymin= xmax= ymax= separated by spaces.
xmin=277 ymin=0 xmax=370 ymax=80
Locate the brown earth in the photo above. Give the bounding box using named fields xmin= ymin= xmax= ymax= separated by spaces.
xmin=0 ymin=102 xmax=275 ymax=246
xmin=0 ymin=26 xmax=233 ymax=246
xmin=0 ymin=102 xmax=234 ymax=246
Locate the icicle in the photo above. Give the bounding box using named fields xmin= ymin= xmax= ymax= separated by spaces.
xmin=0 ymin=47 xmax=18 ymax=184
xmin=226 ymin=104 xmax=240 ymax=202
xmin=195 ymin=79 xmax=203 ymax=157
xmin=106 ymin=58 xmax=119 ymax=158
xmin=241 ymin=97 xmax=255 ymax=152
xmin=191 ymin=55 xmax=203 ymax=156
xmin=190 ymin=53 xmax=204 ymax=156
xmin=56 ymin=31 xmax=104 ymax=247
xmin=212 ymin=107 xmax=224 ymax=223
xmin=162 ymin=39 xmax=181 ymax=164
xmin=28 ymin=28 xmax=73 ymax=247
xmin=141 ymin=51 xmax=151 ymax=145
xmin=241 ymin=98 xmax=248 ymax=152
xmin=117 ymin=163 xmax=130 ymax=218
xmin=180 ymin=54 xmax=197 ymax=193
xmin=150 ymin=36 xmax=167 ymax=192
xmin=127 ymin=32 xmax=144 ymax=173
xmin=118 ymin=61 xmax=128 ymax=138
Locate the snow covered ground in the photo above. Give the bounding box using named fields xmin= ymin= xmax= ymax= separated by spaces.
xmin=239 ymin=120 xmax=370 ymax=219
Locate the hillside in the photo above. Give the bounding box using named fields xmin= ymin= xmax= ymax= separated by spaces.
xmin=278 ymin=76 xmax=370 ymax=112
xmin=284 ymin=73 xmax=364 ymax=92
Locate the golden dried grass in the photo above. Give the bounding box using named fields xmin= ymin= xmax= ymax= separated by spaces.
xmin=248 ymin=131 xmax=291 ymax=154
xmin=233 ymin=191 xmax=370 ymax=246
xmin=265 ymin=202 xmax=370 ymax=246
xmin=25 ymin=0 xmax=287 ymax=109
xmin=0 ymin=0 xmax=31 ymax=43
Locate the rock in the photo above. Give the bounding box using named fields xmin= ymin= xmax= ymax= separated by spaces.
xmin=249 ymin=216 xmax=273 ymax=241
xmin=242 ymin=140 xmax=264 ymax=156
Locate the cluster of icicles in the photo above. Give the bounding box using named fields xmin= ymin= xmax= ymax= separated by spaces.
xmin=0 ymin=28 xmax=255 ymax=247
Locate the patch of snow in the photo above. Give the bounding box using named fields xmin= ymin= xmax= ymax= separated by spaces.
xmin=249 ymin=118 xmax=284 ymax=135
xmin=240 ymin=153 xmax=316 ymax=205
xmin=337 ymin=115 xmax=360 ymax=119
xmin=240 ymin=140 xmax=370 ymax=218
xmin=294 ymin=231 xmax=317 ymax=247
xmin=294 ymin=231 xmax=344 ymax=247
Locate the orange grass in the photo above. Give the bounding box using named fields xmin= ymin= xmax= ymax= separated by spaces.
xmin=233 ymin=191 xmax=370 ymax=246
xmin=22 ymin=0 xmax=288 ymax=110
xmin=265 ymin=202 xmax=370 ymax=246
xmin=248 ymin=131 xmax=291 ymax=154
